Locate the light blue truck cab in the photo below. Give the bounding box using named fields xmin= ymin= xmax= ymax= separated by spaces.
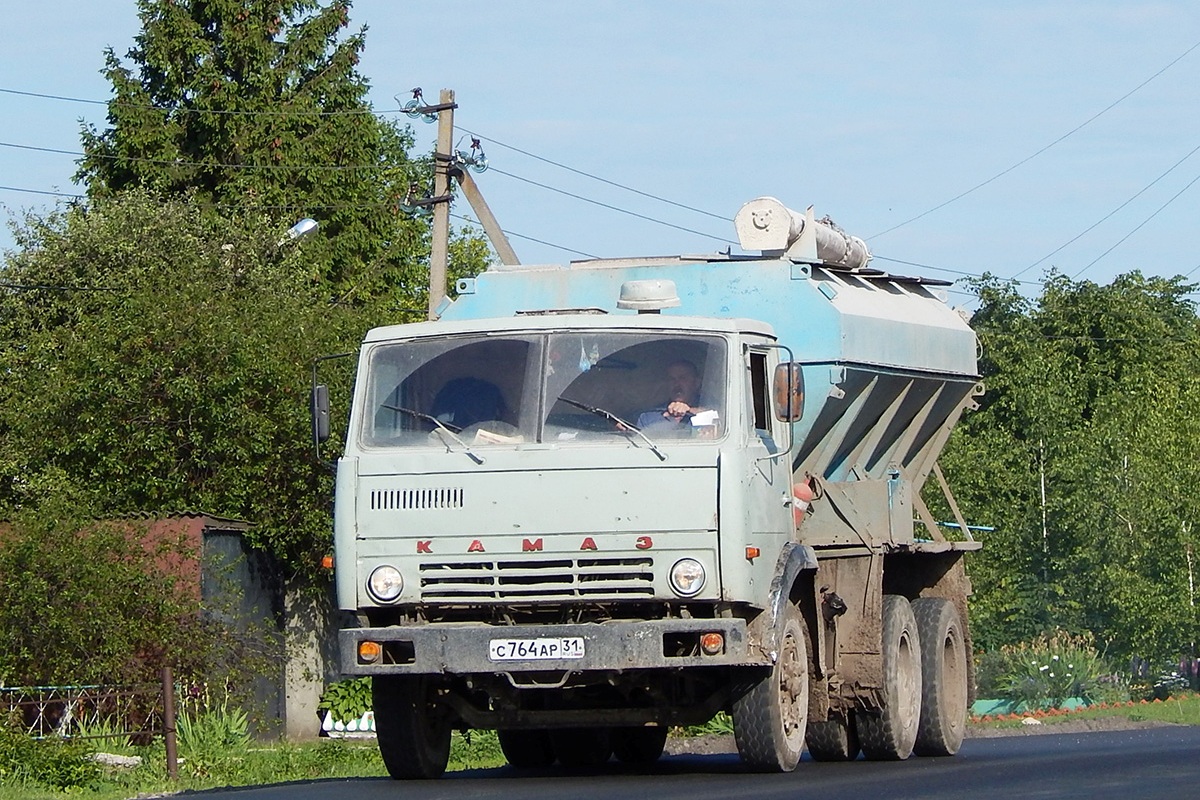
xmin=327 ymin=198 xmax=982 ymax=777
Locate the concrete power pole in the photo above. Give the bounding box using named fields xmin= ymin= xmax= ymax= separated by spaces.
xmin=428 ymin=88 xmax=455 ymax=320
xmin=420 ymin=87 xmax=520 ymax=319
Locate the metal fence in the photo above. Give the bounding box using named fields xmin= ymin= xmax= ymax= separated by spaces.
xmin=0 ymin=667 xmax=179 ymax=779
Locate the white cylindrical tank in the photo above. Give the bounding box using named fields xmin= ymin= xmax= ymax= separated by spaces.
xmin=734 ymin=197 xmax=870 ymax=270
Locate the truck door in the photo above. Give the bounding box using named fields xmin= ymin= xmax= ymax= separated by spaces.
xmin=745 ymin=346 xmax=791 ymax=540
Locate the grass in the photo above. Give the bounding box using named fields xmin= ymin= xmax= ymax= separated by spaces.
xmin=0 ymin=730 xmax=506 ymax=800
xmin=968 ymin=691 xmax=1200 ymax=730
xmin=5 ymin=696 xmax=1198 ymax=799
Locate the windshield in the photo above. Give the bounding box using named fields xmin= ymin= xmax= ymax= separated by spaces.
xmin=359 ymin=331 xmax=727 ymax=449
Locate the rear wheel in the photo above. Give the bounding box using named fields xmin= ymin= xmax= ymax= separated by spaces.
xmin=552 ymin=728 xmax=612 ymax=768
xmin=805 ymin=711 xmax=860 ymax=761
xmin=612 ymin=726 xmax=669 ymax=764
xmin=498 ymin=729 xmax=556 ymax=768
xmin=732 ymin=600 xmax=809 ymax=772
xmin=912 ymin=598 xmax=969 ymax=756
xmin=857 ymin=595 xmax=922 ymax=761
xmin=372 ymin=676 xmax=453 ymax=779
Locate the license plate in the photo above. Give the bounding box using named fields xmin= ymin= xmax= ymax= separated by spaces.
xmin=488 ymin=637 xmax=586 ymax=661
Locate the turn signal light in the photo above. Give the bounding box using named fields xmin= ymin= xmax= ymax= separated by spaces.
xmin=745 ymin=546 xmax=760 ymax=561
xmin=700 ymin=632 xmax=725 ymax=655
xmin=358 ymin=641 xmax=382 ymax=663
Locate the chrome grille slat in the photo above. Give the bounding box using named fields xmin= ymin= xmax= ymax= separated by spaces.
xmin=419 ymin=556 xmax=654 ymax=600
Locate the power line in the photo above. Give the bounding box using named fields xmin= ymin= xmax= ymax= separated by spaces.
xmin=458 ymin=127 xmax=728 ymax=222
xmin=0 ymin=86 xmax=398 ymax=117
xmin=0 ymin=185 xmax=83 ymax=200
xmin=1071 ymin=169 xmax=1200 ymax=279
xmin=0 ymin=180 xmax=1029 ymax=288
xmin=449 ymin=212 xmax=597 ymax=260
xmin=0 ymin=137 xmax=735 ymax=250
xmin=867 ymin=36 xmax=1200 ymax=241
xmin=6 ymin=81 xmax=1196 ymax=284
xmin=0 ymin=181 xmax=599 ymax=261
xmin=0 ymin=140 xmax=408 ymax=172
xmin=1013 ymin=140 xmax=1200 ymax=279
xmin=487 ymin=166 xmax=734 ymax=246
xmin=872 ymin=255 xmax=1044 ymax=288
xmin=1 ymin=85 xmax=739 ymax=241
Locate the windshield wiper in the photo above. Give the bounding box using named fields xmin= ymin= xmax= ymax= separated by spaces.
xmin=381 ymin=404 xmax=484 ymax=464
xmin=557 ymin=397 xmax=667 ymax=461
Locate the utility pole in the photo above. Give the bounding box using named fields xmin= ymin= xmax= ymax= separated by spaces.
xmin=411 ymin=87 xmax=521 ymax=319
xmin=428 ymin=88 xmax=455 ymax=320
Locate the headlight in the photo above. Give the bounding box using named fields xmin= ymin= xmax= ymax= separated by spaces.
xmin=367 ymin=565 xmax=404 ymax=603
xmin=669 ymin=558 xmax=706 ymax=597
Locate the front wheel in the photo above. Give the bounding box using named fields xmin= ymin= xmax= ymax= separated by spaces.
xmin=732 ymin=601 xmax=809 ymax=772
xmin=856 ymin=595 xmax=922 ymax=761
xmin=372 ymin=676 xmax=453 ymax=779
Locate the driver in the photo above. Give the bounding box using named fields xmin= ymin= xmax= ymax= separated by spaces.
xmin=637 ymin=360 xmax=715 ymax=429
xmin=431 ymin=377 xmax=506 ymax=429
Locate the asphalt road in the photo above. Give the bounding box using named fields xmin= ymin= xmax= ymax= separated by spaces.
xmin=187 ymin=726 xmax=1200 ymax=800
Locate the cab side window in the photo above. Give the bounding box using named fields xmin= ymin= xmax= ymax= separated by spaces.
xmin=748 ymin=350 xmax=776 ymax=452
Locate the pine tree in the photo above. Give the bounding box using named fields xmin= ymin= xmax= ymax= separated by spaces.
xmin=76 ymin=0 xmax=440 ymax=309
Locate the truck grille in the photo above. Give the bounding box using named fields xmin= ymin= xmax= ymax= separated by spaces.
xmin=419 ymin=557 xmax=654 ymax=600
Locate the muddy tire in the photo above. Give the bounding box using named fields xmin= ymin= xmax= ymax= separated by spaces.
xmin=611 ymin=726 xmax=669 ymax=764
xmin=911 ymin=597 xmax=969 ymax=756
xmin=856 ymin=595 xmax=922 ymax=761
xmin=498 ymin=729 xmax=556 ymax=768
xmin=372 ymin=676 xmax=453 ymax=779
xmin=732 ymin=601 xmax=809 ymax=772
xmin=552 ymin=728 xmax=612 ymax=768
xmin=805 ymin=712 xmax=860 ymax=761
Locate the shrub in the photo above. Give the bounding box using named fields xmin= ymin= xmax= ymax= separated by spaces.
xmin=0 ymin=725 xmax=100 ymax=790
xmin=0 ymin=498 xmax=205 ymax=687
xmin=1149 ymin=670 xmax=1190 ymax=701
xmin=0 ymin=495 xmax=280 ymax=717
xmin=996 ymin=630 xmax=1107 ymax=708
xmin=1090 ymin=671 xmax=1133 ymax=705
xmin=177 ymin=683 xmax=251 ymax=756
xmin=177 ymin=706 xmax=251 ymax=756
xmin=973 ymin=648 xmax=1011 ymax=697
xmin=680 ymin=711 xmax=734 ymax=737
xmin=318 ymin=678 xmax=373 ymax=724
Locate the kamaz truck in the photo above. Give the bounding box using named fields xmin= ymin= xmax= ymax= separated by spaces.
xmin=314 ymin=197 xmax=983 ymax=778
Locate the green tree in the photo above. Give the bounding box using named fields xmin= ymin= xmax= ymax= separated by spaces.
xmin=0 ymin=190 xmax=358 ymax=574
xmin=75 ymin=0 xmax=485 ymax=310
xmin=934 ymin=270 xmax=1200 ymax=662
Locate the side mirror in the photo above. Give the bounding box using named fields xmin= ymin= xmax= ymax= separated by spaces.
xmin=772 ymin=362 xmax=804 ymax=422
xmin=311 ymin=384 xmax=330 ymax=443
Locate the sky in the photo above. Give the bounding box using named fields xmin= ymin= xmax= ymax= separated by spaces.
xmin=2 ymin=1 xmax=1199 ymax=309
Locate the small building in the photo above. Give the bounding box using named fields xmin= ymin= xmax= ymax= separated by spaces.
xmin=142 ymin=513 xmax=287 ymax=737
xmin=143 ymin=513 xmax=345 ymax=740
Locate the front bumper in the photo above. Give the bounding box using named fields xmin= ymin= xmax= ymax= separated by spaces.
xmin=340 ymin=617 xmax=763 ymax=675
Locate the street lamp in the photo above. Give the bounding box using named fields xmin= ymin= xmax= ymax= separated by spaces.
xmin=285 ymin=218 xmax=319 ymax=242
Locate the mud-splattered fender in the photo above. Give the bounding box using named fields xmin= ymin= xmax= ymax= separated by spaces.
xmin=747 ymin=542 xmax=818 ymax=661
